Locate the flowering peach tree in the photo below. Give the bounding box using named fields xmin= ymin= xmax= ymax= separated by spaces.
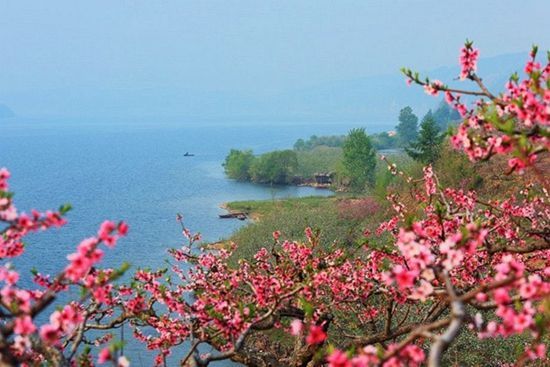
xmin=1 ymin=42 xmax=549 ymax=367
xmin=0 ymin=168 xmax=130 ymax=366
xmin=402 ymin=41 xmax=549 ymax=174
xmin=112 ymin=42 xmax=549 ymax=367
xmin=124 ymin=170 xmax=548 ymax=366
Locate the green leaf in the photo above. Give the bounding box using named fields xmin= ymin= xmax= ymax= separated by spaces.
xmin=80 ymin=286 xmax=88 ymax=298
xmin=299 ymin=297 xmax=315 ymax=318
xmin=119 ymin=261 xmax=131 ymax=274
xmin=59 ymin=203 xmax=72 ymax=215
xmin=531 ymin=44 xmax=538 ymax=57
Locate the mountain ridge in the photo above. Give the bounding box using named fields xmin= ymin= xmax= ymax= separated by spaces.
xmin=0 ymin=52 xmax=527 ymax=125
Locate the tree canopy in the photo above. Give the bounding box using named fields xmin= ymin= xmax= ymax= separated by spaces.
xmin=223 ymin=149 xmax=299 ymax=185
xmin=405 ymin=111 xmax=445 ymax=164
xmin=223 ymin=149 xmax=255 ymax=181
xmin=249 ymin=150 xmax=298 ymax=184
xmin=342 ymin=128 xmax=376 ymax=191
xmin=395 ymin=106 xmax=419 ymax=146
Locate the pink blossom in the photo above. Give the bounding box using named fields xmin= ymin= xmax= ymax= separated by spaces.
xmin=459 ymin=42 xmax=479 ymax=79
xmin=39 ymin=324 xmax=60 ymax=345
xmin=98 ymin=347 xmax=112 ymax=363
xmin=493 ymin=288 xmax=510 ymax=305
xmin=14 ymin=316 xmax=36 ymax=336
xmin=117 ymin=221 xmax=129 ymax=236
xmin=290 ymin=319 xmax=303 ymax=336
xmin=118 ymin=356 xmax=130 ymax=367
xmin=305 ymin=324 xmax=327 ymax=345
xmin=424 ymin=80 xmax=443 ymax=96
xmin=327 ymin=349 xmax=351 ymax=367
xmin=526 ymin=344 xmax=547 ymax=361
xmin=411 ymin=280 xmax=434 ymax=301
xmin=393 ymin=265 xmax=418 ymax=289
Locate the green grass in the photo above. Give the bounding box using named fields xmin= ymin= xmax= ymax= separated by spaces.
xmin=226 ymin=195 xmax=343 ymax=261
xmin=225 ymin=194 xmax=390 ymax=261
xmin=226 ymin=195 xmax=336 ymax=217
xmin=220 ymin=144 xmax=550 ymax=366
xmin=296 ymin=146 xmax=342 ymax=177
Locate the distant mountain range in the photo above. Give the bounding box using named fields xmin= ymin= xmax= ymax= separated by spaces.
xmin=0 ymin=52 xmax=527 ymax=125
xmin=248 ymin=52 xmax=525 ymax=123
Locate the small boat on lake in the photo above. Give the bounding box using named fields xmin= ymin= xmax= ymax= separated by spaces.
xmin=219 ymin=212 xmax=247 ymax=220
xmin=184 ymin=152 xmax=195 ymax=157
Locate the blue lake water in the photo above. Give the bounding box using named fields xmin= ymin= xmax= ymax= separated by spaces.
xmin=1 ymin=118 xmax=389 ymax=365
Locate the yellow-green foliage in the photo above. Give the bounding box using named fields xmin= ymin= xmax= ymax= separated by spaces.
xmin=296 ymin=146 xmax=342 ymax=177
xmin=226 ymin=195 xmax=388 ymax=261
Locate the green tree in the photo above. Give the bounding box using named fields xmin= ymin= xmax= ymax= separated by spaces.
xmin=395 ymin=106 xmax=419 ymax=146
xmin=405 ymin=112 xmax=445 ymax=164
xmin=342 ymin=128 xmax=376 ymax=191
xmin=249 ymin=150 xmax=298 ymax=184
xmin=223 ymin=149 xmax=255 ymax=181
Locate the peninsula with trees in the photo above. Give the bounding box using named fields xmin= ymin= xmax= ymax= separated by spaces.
xmin=223 ymin=100 xmax=460 ymax=192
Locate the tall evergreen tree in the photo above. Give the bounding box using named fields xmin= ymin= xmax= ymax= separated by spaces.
xmin=342 ymin=128 xmax=376 ymax=191
xmin=395 ymin=106 xmax=419 ymax=146
xmin=405 ymin=112 xmax=445 ymax=164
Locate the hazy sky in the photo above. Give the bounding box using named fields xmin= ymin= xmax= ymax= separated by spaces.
xmin=1 ymin=0 xmax=550 ymax=117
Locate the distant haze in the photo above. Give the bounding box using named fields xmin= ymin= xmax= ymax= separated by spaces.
xmin=1 ymin=0 xmax=549 ymax=123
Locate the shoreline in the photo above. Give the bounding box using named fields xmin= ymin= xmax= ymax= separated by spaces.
xmin=200 ymin=203 xmax=258 ymax=250
xmin=208 ymin=192 xmax=340 ymax=251
xmin=218 ymin=202 xmax=261 ymax=222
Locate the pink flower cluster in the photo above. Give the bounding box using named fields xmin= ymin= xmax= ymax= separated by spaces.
xmin=417 ymin=43 xmax=549 ymax=173
xmin=423 ymin=80 xmax=443 ymax=96
xmin=405 ymin=42 xmax=549 ymax=173
xmin=326 ymin=344 xmax=424 ymax=367
xmin=0 ymin=167 xmax=130 ymax=364
xmin=459 ymin=42 xmax=479 ymax=80
xmin=121 ymin=156 xmax=548 ymax=366
xmin=65 ymin=220 xmax=127 ymax=282
xmin=39 ymin=304 xmax=84 ymax=345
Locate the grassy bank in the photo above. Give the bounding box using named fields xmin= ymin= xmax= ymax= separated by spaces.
xmin=220 ymin=147 xmax=471 ymax=261
xmin=224 ymin=194 xmax=389 ymax=260
xmin=216 ymin=141 xmax=550 ymax=366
